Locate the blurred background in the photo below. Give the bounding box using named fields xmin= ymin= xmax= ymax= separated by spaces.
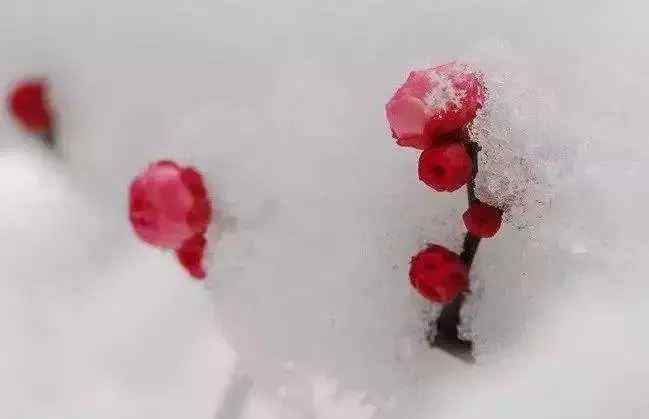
xmin=1 ymin=0 xmax=648 ymax=418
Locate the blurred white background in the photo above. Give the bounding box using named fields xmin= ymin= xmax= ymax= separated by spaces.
xmin=1 ymin=0 xmax=648 ymax=418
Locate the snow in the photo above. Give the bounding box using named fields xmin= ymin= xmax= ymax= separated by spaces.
xmin=1 ymin=1 xmax=649 ymax=418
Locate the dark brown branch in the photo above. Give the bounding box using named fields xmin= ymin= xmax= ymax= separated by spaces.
xmin=428 ymin=140 xmax=480 ymax=362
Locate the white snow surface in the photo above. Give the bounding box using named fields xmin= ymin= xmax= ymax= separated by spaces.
xmin=1 ymin=1 xmax=649 ymax=418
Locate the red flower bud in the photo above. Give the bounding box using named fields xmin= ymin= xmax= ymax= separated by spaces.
xmin=418 ymin=142 xmax=473 ymax=192
xmin=8 ymin=79 xmax=52 ymax=134
xmin=386 ymin=62 xmax=485 ymax=149
xmin=409 ymin=245 xmax=468 ymax=304
xmin=463 ymin=201 xmax=503 ymax=238
xmin=129 ymin=160 xmax=212 ymax=279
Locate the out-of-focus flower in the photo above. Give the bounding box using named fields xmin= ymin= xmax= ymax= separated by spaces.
xmin=129 ymin=160 xmax=212 ymax=279
xmin=8 ymin=79 xmax=53 ymax=134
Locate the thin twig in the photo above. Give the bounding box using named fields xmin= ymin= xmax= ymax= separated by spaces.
xmin=428 ymin=139 xmax=480 ymax=361
xmin=41 ymin=127 xmax=55 ymax=148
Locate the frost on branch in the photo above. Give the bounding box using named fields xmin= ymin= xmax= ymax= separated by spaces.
xmin=456 ymin=51 xmax=576 ymax=354
xmin=468 ymin=70 xmax=559 ymax=235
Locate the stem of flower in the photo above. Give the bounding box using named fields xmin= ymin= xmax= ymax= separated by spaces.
xmin=428 ymin=140 xmax=480 ymax=361
xmin=461 ymin=140 xmax=482 ymax=270
xmin=215 ymin=364 xmax=253 ymax=419
xmin=41 ymin=127 xmax=55 ymax=148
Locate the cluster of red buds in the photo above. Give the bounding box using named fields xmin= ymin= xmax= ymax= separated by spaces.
xmin=386 ymin=61 xmax=503 ymax=358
